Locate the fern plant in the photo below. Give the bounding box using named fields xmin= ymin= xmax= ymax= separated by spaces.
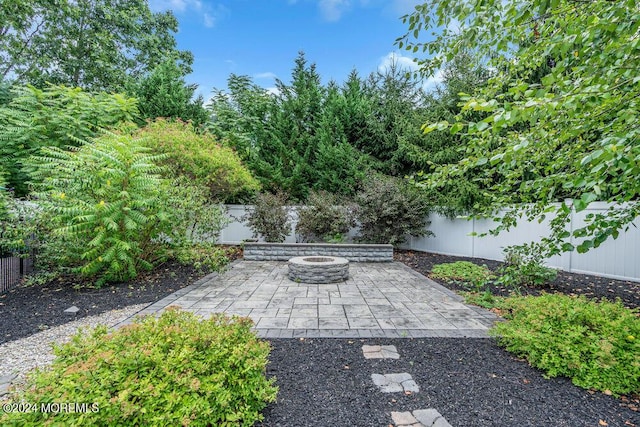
xmin=0 ymin=84 xmax=138 ymax=196
xmin=29 ymin=132 xmax=170 ymax=286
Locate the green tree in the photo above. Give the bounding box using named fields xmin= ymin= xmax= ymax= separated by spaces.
xmin=207 ymin=74 xmax=281 ymax=185
xmin=129 ymin=59 xmax=208 ymax=127
xmin=0 ymin=0 xmax=192 ymax=91
xmin=313 ymin=81 xmax=370 ymax=195
xmin=0 ymin=84 xmax=138 ymax=196
xmin=400 ymin=0 xmax=640 ymax=256
xmin=360 ymin=61 xmax=428 ymax=176
xmin=209 ymin=53 xmax=374 ymax=200
xmin=403 ymin=52 xmax=492 ymax=216
xmin=269 ymin=52 xmax=326 ymax=199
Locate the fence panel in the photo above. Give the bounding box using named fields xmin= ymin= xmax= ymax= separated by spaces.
xmin=219 ymin=203 xmax=640 ymax=282
xmin=0 ymin=256 xmax=33 ymax=293
xmin=407 ymin=203 xmax=639 ymax=283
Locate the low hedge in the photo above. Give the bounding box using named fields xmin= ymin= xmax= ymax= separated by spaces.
xmin=1 ymin=308 xmax=277 ymax=426
xmin=491 ymin=293 xmax=639 ymax=395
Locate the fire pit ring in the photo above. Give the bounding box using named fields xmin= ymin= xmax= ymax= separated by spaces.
xmin=288 ymin=256 xmax=349 ymax=284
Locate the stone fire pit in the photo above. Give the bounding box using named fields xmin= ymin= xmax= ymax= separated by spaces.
xmin=288 ymin=256 xmax=349 ymax=284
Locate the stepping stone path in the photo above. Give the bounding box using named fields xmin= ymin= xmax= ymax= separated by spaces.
xmin=362 ymin=344 xmax=400 ymax=359
xmin=362 ymin=345 xmax=453 ymax=427
xmin=392 ymin=409 xmax=452 ymax=427
xmin=371 ymin=373 xmax=420 ymax=393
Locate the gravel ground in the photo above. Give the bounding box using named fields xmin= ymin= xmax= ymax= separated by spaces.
xmin=0 ymin=304 xmax=147 ymax=392
xmin=257 ymin=338 xmax=640 ymax=427
xmin=1 ymin=248 xmax=638 ymax=426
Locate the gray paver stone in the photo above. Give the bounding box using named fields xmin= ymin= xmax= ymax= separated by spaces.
xmin=413 ymin=409 xmax=441 ymax=426
xmin=433 ymin=418 xmax=453 ymax=427
xmin=371 ymin=373 xmax=388 ymax=387
xmin=362 ymin=344 xmax=400 ymax=359
xmin=386 ymin=373 xmax=412 ymax=383
xmin=413 ymin=409 xmax=452 ymax=427
xmin=401 ymin=379 xmax=420 ymax=393
xmin=362 ymin=344 xmax=380 ymax=353
xmin=380 ymin=345 xmax=400 ymax=359
xmin=64 ymin=305 xmax=80 ymax=314
xmin=391 ymin=411 xmax=419 ymax=426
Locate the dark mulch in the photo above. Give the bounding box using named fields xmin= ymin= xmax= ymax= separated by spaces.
xmin=257 ymin=338 xmax=640 ymax=427
xmin=394 ymin=249 xmax=640 ymax=309
xmin=0 ymin=246 xmax=243 ymax=344
xmin=0 ymin=259 xmax=208 ymax=344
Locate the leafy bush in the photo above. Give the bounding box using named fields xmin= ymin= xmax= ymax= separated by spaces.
xmin=174 ymin=242 xmax=230 ymax=273
xmin=1 ymin=308 xmax=278 ymax=426
xmin=430 ymin=261 xmax=493 ymax=289
xmin=491 ymin=294 xmax=640 ymax=395
xmin=244 ymin=191 xmax=291 ymax=243
xmin=163 ymin=175 xmax=229 ymax=248
xmin=0 ymin=84 xmax=138 ymax=196
xmin=355 ymin=175 xmax=432 ymax=246
xmin=462 ymin=291 xmax=504 ymax=309
xmin=497 ymin=243 xmax=558 ymax=288
xmin=136 ymin=119 xmax=260 ymax=203
xmin=29 ymin=132 xmax=171 ymax=286
xmin=295 ymin=191 xmax=356 ymax=243
xmin=0 ymin=194 xmax=38 ymax=258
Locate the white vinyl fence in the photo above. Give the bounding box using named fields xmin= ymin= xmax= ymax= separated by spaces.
xmin=218 ymin=203 xmax=640 ymax=282
xmin=219 ymin=205 xmax=360 ymax=244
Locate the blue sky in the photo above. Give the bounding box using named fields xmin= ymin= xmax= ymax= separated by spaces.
xmin=148 ymin=0 xmax=434 ymax=99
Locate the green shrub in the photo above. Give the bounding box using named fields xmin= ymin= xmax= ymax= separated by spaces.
xmin=244 ymin=191 xmax=291 ymax=243
xmin=137 ymin=119 xmax=260 ymax=203
xmin=174 ymin=242 xmax=230 ymax=273
xmin=497 ymin=243 xmax=558 ymax=288
xmin=1 ymin=308 xmax=277 ymax=426
xmin=355 ymin=175 xmax=433 ymax=246
xmin=29 ymin=132 xmax=171 ymax=286
xmin=295 ymin=191 xmax=355 ymax=243
xmin=163 ymin=175 xmax=229 ymax=248
xmin=430 ymin=261 xmax=494 ymax=289
xmin=462 ymin=291 xmax=505 ymax=310
xmin=491 ymin=293 xmax=640 ymax=395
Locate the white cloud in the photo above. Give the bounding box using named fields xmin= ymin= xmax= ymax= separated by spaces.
xmin=254 ymin=72 xmax=278 ymax=80
xmin=378 ymin=51 xmax=420 ymax=73
xmin=378 ymin=51 xmax=444 ymax=93
xmin=266 ymin=87 xmax=281 ymax=96
xmin=422 ymin=68 xmax=445 ymax=92
xmin=203 ymin=13 xmax=215 ymax=28
xmin=149 ymin=0 xmax=226 ymax=28
xmin=318 ymin=0 xmax=351 ymax=22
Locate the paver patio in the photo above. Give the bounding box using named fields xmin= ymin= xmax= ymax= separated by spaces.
xmin=115 ymin=261 xmax=499 ymax=338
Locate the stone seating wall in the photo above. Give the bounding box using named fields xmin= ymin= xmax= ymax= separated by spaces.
xmin=243 ymin=243 xmax=393 ymax=262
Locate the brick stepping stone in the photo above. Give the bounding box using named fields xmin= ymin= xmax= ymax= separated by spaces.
xmin=362 ymin=344 xmax=400 ymax=359
xmin=371 ymin=372 xmax=419 ymax=393
xmin=391 ymin=409 xmax=452 ymax=427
